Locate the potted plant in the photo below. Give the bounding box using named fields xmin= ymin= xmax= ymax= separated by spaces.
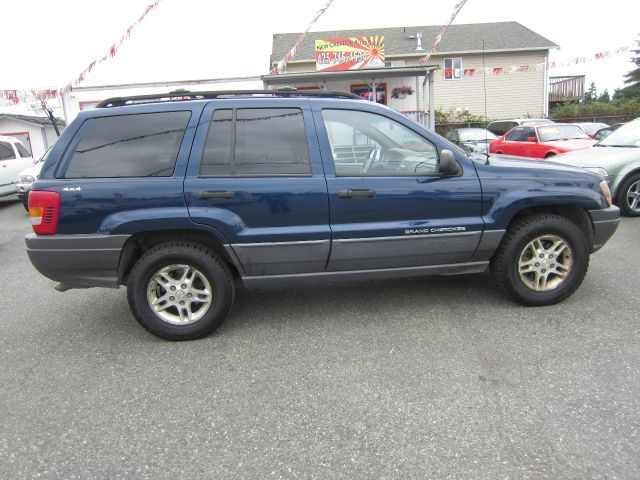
xmin=391 ymin=85 xmax=414 ymax=99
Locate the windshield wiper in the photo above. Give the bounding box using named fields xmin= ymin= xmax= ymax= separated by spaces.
xmin=600 ymin=144 xmax=637 ymax=148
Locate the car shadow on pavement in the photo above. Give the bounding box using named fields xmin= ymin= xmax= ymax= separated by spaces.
xmin=0 ymin=197 xmax=22 ymax=211
xmin=219 ymin=272 xmax=505 ymax=335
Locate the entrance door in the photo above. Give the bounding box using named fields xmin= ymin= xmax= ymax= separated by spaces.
xmin=313 ymin=106 xmax=484 ymax=271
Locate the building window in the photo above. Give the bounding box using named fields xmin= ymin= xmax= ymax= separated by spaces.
xmin=385 ymin=60 xmax=405 ymax=68
xmin=444 ymin=57 xmax=462 ymax=80
xmin=350 ymin=83 xmax=387 ymax=105
xmin=79 ymin=101 xmax=101 ymax=111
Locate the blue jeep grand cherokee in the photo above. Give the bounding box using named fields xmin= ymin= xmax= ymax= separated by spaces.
xmin=25 ymin=90 xmax=619 ymax=340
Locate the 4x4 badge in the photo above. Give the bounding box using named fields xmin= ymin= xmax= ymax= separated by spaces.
xmin=62 ymin=187 xmax=82 ymax=192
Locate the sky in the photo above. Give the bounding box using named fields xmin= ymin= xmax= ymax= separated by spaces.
xmin=1 ymin=0 xmax=637 ymax=101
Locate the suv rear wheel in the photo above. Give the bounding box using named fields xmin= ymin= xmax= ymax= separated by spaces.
xmin=127 ymin=242 xmax=234 ymax=340
xmin=490 ymin=214 xmax=589 ymax=305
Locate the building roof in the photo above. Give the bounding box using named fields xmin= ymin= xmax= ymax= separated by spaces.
xmin=271 ymin=21 xmax=558 ymax=64
xmin=0 ymin=113 xmax=66 ymax=127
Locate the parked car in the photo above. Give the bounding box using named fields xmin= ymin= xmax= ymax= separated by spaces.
xmin=489 ymin=124 xmax=597 ymax=159
xmin=486 ymin=118 xmax=554 ymax=136
xmin=445 ymin=128 xmax=498 ymax=154
xmin=573 ymin=122 xmax=609 ymax=139
xmin=25 ymin=89 xmax=618 ymax=340
xmin=594 ymin=123 xmax=625 ymax=141
xmin=16 ymin=162 xmax=44 ymax=210
xmin=0 ymin=136 xmax=34 ymax=199
xmin=552 ymin=118 xmax=640 ymax=216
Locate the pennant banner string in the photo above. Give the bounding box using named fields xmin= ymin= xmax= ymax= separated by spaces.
xmin=270 ymin=0 xmax=335 ymax=75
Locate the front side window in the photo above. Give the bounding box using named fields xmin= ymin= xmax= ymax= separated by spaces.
xmin=65 ymin=111 xmax=190 ymax=178
xmin=444 ymin=57 xmax=462 ymax=80
xmin=200 ymin=108 xmax=311 ymax=176
xmin=322 ymin=109 xmax=438 ymax=176
xmin=0 ymin=142 xmax=16 ymax=160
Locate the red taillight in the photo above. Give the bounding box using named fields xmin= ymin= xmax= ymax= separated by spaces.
xmin=28 ymin=191 xmax=60 ymax=235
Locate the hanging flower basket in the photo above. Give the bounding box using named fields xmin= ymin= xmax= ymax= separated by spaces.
xmin=391 ymin=86 xmax=415 ymax=99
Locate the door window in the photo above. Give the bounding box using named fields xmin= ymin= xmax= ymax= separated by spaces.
xmin=200 ymin=108 xmax=311 ymax=176
xmin=322 ymin=109 xmax=438 ymax=176
xmin=0 ymin=142 xmax=16 ymax=160
xmin=505 ymin=128 xmax=525 ymax=142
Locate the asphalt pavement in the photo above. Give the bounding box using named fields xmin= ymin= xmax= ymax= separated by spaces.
xmin=0 ymin=196 xmax=638 ymax=479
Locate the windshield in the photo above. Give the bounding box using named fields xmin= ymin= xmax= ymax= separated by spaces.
xmin=459 ymin=129 xmax=498 ymax=142
xmin=599 ymin=120 xmax=640 ymax=147
xmin=577 ymin=123 xmax=608 ymax=135
xmin=537 ymin=125 xmax=590 ymax=142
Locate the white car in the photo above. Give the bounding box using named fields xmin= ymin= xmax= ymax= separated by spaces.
xmin=0 ymin=136 xmax=34 ymax=199
xmin=16 ymin=161 xmax=44 ymax=210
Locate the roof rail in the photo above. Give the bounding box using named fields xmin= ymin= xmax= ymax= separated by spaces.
xmin=96 ymin=88 xmax=362 ymax=108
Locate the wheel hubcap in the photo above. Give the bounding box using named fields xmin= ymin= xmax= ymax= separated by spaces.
xmin=626 ymin=180 xmax=640 ymax=212
xmin=517 ymin=235 xmax=573 ymax=291
xmin=146 ymin=264 xmax=213 ymax=325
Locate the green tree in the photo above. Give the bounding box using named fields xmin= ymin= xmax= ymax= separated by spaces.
xmin=614 ymin=37 xmax=640 ymax=100
xmin=583 ymin=81 xmax=598 ymax=104
xmin=597 ymin=89 xmax=611 ymax=103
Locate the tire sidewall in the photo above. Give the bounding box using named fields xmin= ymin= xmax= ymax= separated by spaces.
xmin=129 ymin=246 xmax=233 ymax=340
xmin=503 ymin=219 xmax=588 ymax=304
xmin=616 ymin=174 xmax=640 ymax=217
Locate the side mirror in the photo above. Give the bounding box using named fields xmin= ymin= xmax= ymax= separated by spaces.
xmin=439 ymin=149 xmax=462 ymax=176
xmin=527 ymin=137 xmax=537 ymax=143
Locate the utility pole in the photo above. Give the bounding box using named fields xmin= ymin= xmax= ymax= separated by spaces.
xmin=40 ymin=100 xmax=61 ymax=137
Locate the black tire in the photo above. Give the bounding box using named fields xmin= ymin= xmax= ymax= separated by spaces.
xmin=490 ymin=214 xmax=589 ymax=306
xmin=127 ymin=242 xmax=234 ymax=340
xmin=615 ymin=173 xmax=640 ymax=217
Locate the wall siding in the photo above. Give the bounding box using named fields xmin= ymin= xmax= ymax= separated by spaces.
xmin=279 ymin=50 xmax=548 ymax=120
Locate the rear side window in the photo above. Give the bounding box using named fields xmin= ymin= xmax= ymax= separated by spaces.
xmin=15 ymin=143 xmax=31 ymax=158
xmin=65 ymin=111 xmax=190 ymax=178
xmin=200 ymin=108 xmax=311 ymax=176
xmin=0 ymin=141 xmax=16 ymax=160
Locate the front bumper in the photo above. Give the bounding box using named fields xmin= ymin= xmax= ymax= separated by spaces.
xmin=25 ymin=233 xmax=130 ymax=288
xmin=588 ymin=206 xmax=620 ymax=252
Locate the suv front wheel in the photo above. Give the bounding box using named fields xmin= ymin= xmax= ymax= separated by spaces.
xmin=127 ymin=242 xmax=234 ymax=340
xmin=490 ymin=214 xmax=589 ymax=306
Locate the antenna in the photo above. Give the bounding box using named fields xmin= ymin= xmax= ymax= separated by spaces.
xmin=483 ymin=39 xmax=489 ymax=161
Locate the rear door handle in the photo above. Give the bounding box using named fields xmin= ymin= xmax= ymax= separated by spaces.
xmin=337 ymin=188 xmax=376 ymax=199
xmin=197 ymin=190 xmax=235 ymax=200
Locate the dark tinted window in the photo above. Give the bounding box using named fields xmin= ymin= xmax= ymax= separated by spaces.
xmin=505 ymin=128 xmax=524 ymax=141
xmin=16 ymin=142 xmax=31 ymax=157
xmin=200 ymin=108 xmax=311 ymax=176
xmin=65 ymin=111 xmax=190 ymax=178
xmin=0 ymin=142 xmax=16 ymax=160
xmin=235 ymin=109 xmax=310 ymax=175
xmin=521 ymin=127 xmax=536 ymax=141
xmin=200 ymin=110 xmax=232 ymax=176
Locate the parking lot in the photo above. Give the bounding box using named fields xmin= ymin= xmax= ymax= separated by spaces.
xmin=0 ymin=196 xmax=638 ymax=479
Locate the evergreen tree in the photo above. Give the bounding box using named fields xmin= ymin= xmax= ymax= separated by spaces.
xmin=597 ymin=89 xmax=610 ymax=103
xmin=583 ymin=81 xmax=598 ymax=104
xmin=614 ymin=37 xmax=640 ymax=100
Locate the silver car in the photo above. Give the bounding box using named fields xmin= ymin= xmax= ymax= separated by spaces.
xmin=552 ymin=118 xmax=640 ymax=216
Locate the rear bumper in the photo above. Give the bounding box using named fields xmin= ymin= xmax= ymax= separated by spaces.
xmin=588 ymin=206 xmax=620 ymax=252
xmin=25 ymin=234 xmax=130 ymax=288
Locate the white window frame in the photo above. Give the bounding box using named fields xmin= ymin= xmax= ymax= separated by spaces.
xmin=444 ymin=57 xmax=462 ymax=80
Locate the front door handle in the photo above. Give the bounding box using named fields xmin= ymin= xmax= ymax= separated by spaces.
xmin=197 ymin=190 xmax=235 ymax=200
xmin=337 ymin=188 xmax=376 ymax=199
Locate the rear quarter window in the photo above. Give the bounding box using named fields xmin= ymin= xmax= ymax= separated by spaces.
xmin=65 ymin=111 xmax=191 ymax=178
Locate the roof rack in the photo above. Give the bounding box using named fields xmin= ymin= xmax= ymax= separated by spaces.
xmin=96 ymin=88 xmax=362 ymax=108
